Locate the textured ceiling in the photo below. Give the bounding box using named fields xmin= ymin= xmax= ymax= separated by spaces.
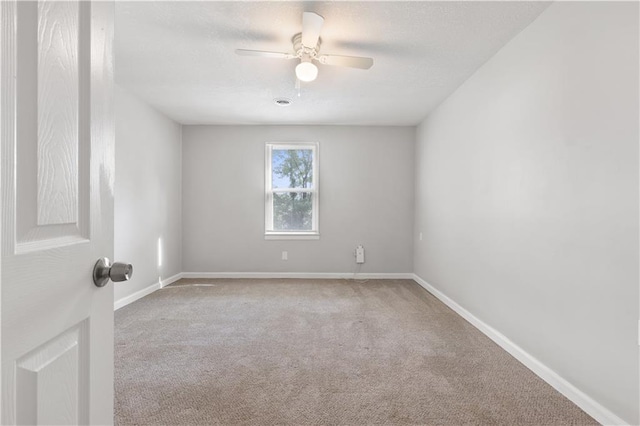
xmin=115 ymin=1 xmax=550 ymax=125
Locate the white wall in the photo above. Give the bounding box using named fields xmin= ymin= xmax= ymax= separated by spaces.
xmin=182 ymin=125 xmax=414 ymax=274
xmin=115 ymin=86 xmax=182 ymax=302
xmin=413 ymin=2 xmax=638 ymax=424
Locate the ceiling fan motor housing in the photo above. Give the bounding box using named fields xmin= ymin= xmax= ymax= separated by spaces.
xmin=292 ymin=33 xmax=321 ymax=60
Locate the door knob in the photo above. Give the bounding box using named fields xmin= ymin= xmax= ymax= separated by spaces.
xmin=93 ymin=257 xmax=133 ymax=287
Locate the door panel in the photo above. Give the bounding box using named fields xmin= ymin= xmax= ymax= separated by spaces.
xmin=15 ymin=0 xmax=90 ymax=251
xmin=16 ymin=320 xmax=89 ymax=425
xmin=36 ymin=0 xmax=81 ymax=227
xmin=1 ymin=0 xmax=114 ymax=424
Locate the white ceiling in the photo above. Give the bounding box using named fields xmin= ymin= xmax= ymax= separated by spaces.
xmin=115 ymin=1 xmax=549 ymax=126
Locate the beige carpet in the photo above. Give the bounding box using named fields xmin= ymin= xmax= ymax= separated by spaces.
xmin=115 ymin=278 xmax=597 ymax=425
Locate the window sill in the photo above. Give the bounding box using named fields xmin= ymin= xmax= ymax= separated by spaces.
xmin=265 ymin=233 xmax=320 ymax=240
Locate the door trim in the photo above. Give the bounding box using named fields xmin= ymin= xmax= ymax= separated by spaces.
xmin=0 ymin=1 xmax=15 ymax=417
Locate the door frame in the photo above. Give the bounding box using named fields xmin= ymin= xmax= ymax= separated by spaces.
xmin=0 ymin=1 xmax=10 ymax=420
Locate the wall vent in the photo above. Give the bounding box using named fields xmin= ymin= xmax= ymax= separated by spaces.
xmin=274 ymin=98 xmax=292 ymax=106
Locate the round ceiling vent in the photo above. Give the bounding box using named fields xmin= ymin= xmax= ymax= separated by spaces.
xmin=274 ymin=98 xmax=292 ymax=106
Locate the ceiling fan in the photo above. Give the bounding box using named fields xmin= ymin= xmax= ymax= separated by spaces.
xmin=235 ymin=12 xmax=374 ymax=83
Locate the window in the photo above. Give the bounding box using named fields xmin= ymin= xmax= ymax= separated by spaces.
xmin=265 ymin=143 xmax=319 ymax=239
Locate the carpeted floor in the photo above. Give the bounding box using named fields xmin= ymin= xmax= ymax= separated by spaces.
xmin=115 ymin=279 xmax=597 ymax=425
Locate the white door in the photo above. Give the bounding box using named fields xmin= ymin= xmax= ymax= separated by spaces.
xmin=1 ymin=0 xmax=115 ymax=424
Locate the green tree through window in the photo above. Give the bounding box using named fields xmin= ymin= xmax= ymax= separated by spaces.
xmin=272 ymin=149 xmax=313 ymax=230
xmin=265 ymin=143 xmax=318 ymax=237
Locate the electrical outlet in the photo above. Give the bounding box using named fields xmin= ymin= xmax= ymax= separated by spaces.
xmin=355 ymin=245 xmax=365 ymax=264
xmin=282 ymin=251 xmax=288 ymax=261
xmin=419 ymin=232 xmax=423 ymax=241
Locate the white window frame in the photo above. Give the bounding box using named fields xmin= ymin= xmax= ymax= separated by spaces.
xmin=265 ymin=142 xmax=319 ymax=240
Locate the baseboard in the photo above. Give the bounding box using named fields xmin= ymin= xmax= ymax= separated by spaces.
xmin=114 ymin=272 xmax=183 ymax=310
xmin=160 ymin=272 xmax=184 ymax=288
xmin=411 ymin=273 xmax=628 ymax=426
xmin=181 ymin=272 xmax=414 ymax=280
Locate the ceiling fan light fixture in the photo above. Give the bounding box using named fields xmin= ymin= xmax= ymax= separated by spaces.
xmin=235 ymin=12 xmax=374 ymax=83
xmin=295 ymin=60 xmax=318 ymax=82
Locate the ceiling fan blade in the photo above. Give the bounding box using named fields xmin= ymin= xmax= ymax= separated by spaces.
xmin=235 ymin=49 xmax=296 ymax=59
xmin=302 ymin=12 xmax=324 ymax=47
xmin=317 ymin=54 xmax=374 ymax=70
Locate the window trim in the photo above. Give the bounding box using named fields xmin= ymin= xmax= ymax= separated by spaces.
xmin=265 ymin=142 xmax=319 ymax=240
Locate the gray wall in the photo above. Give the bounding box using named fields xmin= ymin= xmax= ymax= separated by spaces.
xmin=115 ymin=86 xmax=183 ymax=302
xmin=182 ymin=125 xmax=414 ymax=274
xmin=413 ymin=2 xmax=638 ymax=424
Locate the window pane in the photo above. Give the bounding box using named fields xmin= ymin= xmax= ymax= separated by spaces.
xmin=273 ymin=192 xmax=313 ymax=231
xmin=272 ymin=149 xmax=313 ymax=189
